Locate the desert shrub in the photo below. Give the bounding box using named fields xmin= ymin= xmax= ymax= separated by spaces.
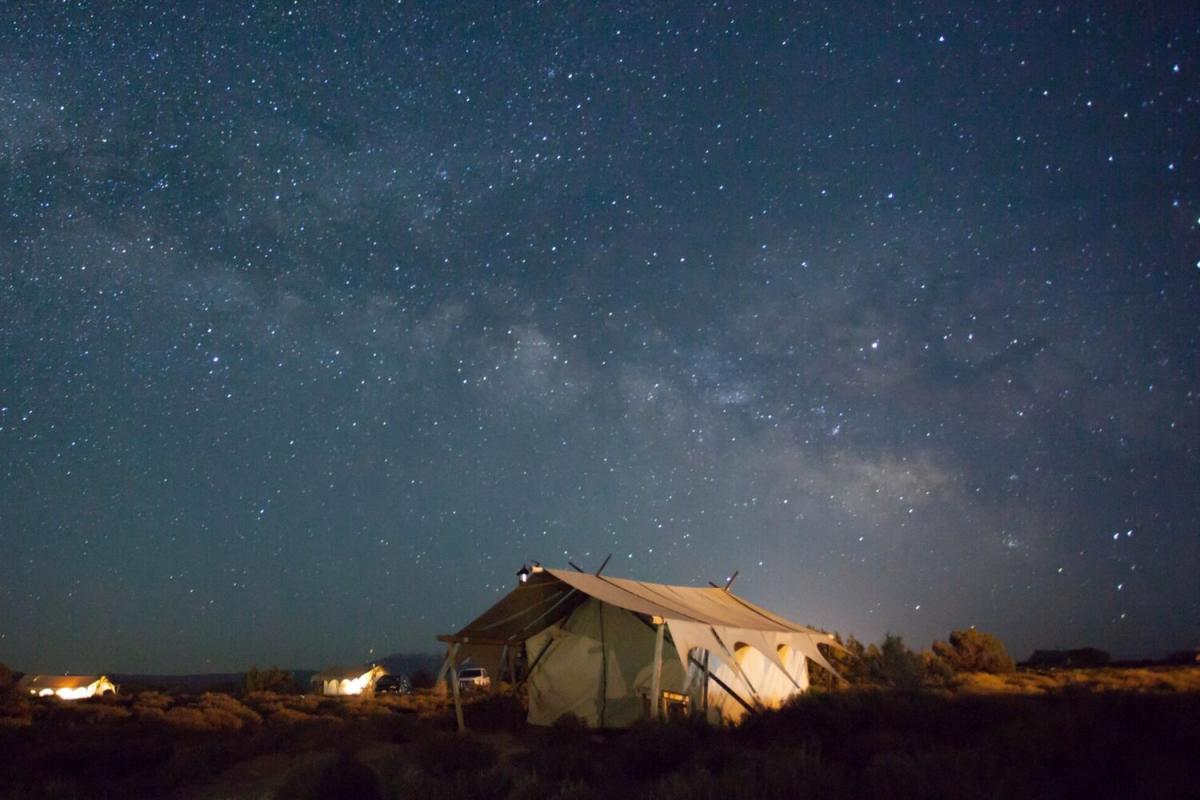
xmin=416 ymin=730 xmax=497 ymax=777
xmin=820 ymin=634 xmax=869 ymax=686
xmin=0 ymin=663 xmax=17 ymax=694
xmin=932 ymin=629 xmax=1015 ymax=674
xmin=645 ymin=744 xmax=840 ymax=800
xmin=70 ymin=700 xmax=132 ymax=724
xmin=163 ymin=705 xmax=205 ymax=731
xmin=134 ymin=691 xmax=172 ymax=709
xmin=245 ymin=665 xmax=300 ymax=694
xmin=922 ymin=651 xmax=956 ymax=687
xmin=464 ymin=692 xmax=525 ymax=732
xmin=133 ymin=705 xmax=168 ymax=724
xmin=269 ymin=706 xmax=315 ymax=724
xmin=547 ymin=712 xmax=590 ymax=746
xmin=616 ymin=719 xmax=701 ymax=781
xmin=867 ymin=634 xmax=927 ymax=689
xmin=388 ymin=761 xmax=525 ymax=800
xmin=158 ymin=739 xmax=241 ymax=788
xmin=313 ymin=752 xmax=382 ymax=800
xmin=201 ymin=692 xmax=262 ymax=723
xmin=243 ymin=691 xmax=288 ymax=716
xmin=0 ymin=664 xmax=32 ymax=723
xmin=517 ymin=718 xmax=602 ymax=784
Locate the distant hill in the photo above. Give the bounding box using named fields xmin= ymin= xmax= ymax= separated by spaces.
xmin=376 ymin=652 xmax=442 ymax=677
xmin=110 ymin=673 xmax=246 ymax=693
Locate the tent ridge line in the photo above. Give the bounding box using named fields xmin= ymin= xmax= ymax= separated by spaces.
xmin=514 ymin=587 xmax=580 ymax=639
xmin=650 ymin=580 xmax=792 ymax=631
xmin=640 ymin=578 xmax=800 ymax=632
xmin=723 ymin=589 xmax=810 ymax=633
xmin=473 ymin=587 xmax=572 ymax=633
xmin=631 ymin=579 xmax=715 ymax=624
xmin=582 ymin=571 xmax=704 ymax=624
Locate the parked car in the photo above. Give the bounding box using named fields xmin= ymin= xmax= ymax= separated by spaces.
xmin=374 ymin=674 xmax=412 ymax=695
xmin=457 ymin=667 xmax=491 ymax=691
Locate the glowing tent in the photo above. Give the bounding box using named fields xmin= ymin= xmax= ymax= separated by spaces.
xmin=438 ymin=566 xmax=841 ymax=729
xmin=310 ymin=665 xmax=385 ymax=696
xmin=19 ymin=674 xmax=117 ymax=700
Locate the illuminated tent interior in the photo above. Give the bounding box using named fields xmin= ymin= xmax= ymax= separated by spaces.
xmin=310 ymin=664 xmax=385 ymax=696
xmin=438 ymin=566 xmax=842 ymax=729
xmin=19 ymin=674 xmax=117 ymax=700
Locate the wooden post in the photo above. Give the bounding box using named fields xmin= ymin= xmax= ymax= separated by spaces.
xmin=701 ymin=650 xmax=710 ymax=717
xmin=650 ymin=617 xmax=665 ymax=720
xmin=446 ymin=643 xmax=465 ymax=733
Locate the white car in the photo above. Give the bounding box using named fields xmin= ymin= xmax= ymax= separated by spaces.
xmin=457 ymin=667 xmax=491 ymax=691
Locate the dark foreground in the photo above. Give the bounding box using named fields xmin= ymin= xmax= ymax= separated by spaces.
xmin=1 ymin=686 xmax=1197 ymax=799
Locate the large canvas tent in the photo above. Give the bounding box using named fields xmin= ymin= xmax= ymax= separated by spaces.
xmin=438 ymin=566 xmax=840 ymax=728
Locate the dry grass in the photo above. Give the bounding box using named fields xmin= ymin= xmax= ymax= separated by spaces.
xmin=956 ymin=666 xmax=1200 ymax=695
xmin=0 ymin=671 xmax=1197 ymax=799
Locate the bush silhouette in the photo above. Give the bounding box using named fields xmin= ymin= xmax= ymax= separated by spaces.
xmin=932 ymin=629 xmax=1015 ymax=674
xmin=868 ymin=634 xmax=927 ymax=689
xmin=245 ymin=666 xmax=299 ymax=694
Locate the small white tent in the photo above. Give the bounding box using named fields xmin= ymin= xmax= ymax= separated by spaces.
xmin=438 ymin=566 xmax=841 ymax=728
xmin=19 ymin=674 xmax=117 ymax=700
xmin=310 ymin=665 xmax=385 ymax=696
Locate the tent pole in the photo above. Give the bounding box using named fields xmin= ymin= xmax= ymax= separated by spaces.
xmin=446 ymin=643 xmax=465 ymax=733
xmin=701 ymin=650 xmax=710 ymax=716
xmin=514 ymin=635 xmax=556 ymax=692
xmin=710 ymin=628 xmax=762 ymax=704
xmin=496 ymin=644 xmax=508 ymax=693
xmin=435 ymin=648 xmax=452 ymax=691
xmin=688 ymin=654 xmax=756 ymax=716
xmin=650 ymin=618 xmax=665 ymax=720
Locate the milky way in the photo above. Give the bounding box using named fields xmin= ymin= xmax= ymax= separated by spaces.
xmin=1 ymin=3 xmax=1196 ymax=673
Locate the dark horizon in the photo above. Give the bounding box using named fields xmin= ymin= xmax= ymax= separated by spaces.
xmin=2 ymin=3 xmax=1197 ymax=675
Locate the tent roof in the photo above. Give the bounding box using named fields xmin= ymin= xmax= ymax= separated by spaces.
xmin=311 ymin=665 xmax=379 ymax=681
xmin=18 ymin=675 xmax=107 ymax=689
xmin=446 ymin=567 xmax=829 ymax=643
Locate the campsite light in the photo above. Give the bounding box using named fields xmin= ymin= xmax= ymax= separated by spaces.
xmin=517 ymin=564 xmax=530 ymax=584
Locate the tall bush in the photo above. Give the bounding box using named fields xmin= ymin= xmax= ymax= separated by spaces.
xmin=245 ymin=666 xmax=300 ymax=694
xmin=931 ymin=629 xmax=1015 ymax=674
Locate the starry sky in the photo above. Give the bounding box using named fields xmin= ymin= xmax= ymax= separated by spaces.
xmin=1 ymin=3 xmax=1197 ymax=674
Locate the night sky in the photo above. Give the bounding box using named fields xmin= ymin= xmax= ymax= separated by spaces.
xmin=2 ymin=3 xmax=1197 ymax=675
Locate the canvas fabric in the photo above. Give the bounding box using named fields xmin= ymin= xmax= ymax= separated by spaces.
xmin=525 ymin=597 xmax=687 ymax=727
